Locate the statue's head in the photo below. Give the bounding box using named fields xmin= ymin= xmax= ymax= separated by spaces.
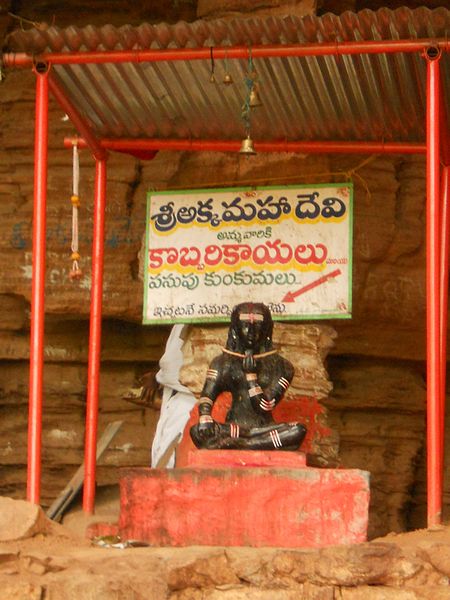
xmin=226 ymin=302 xmax=273 ymax=352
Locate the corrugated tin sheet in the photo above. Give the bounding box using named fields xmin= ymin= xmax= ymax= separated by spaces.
xmin=5 ymin=7 xmax=450 ymax=143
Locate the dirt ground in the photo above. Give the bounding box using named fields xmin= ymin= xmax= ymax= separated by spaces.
xmin=2 ymin=493 xmax=450 ymax=600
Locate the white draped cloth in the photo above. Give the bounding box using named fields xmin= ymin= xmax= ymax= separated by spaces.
xmin=151 ymin=324 xmax=197 ymax=468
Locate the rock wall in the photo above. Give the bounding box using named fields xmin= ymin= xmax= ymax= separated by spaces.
xmin=0 ymin=0 xmax=448 ymax=538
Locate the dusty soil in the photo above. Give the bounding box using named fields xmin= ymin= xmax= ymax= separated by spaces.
xmin=2 ymin=496 xmax=450 ymax=599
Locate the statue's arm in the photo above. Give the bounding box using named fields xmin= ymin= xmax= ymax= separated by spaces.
xmin=246 ymin=358 xmax=294 ymax=414
xmin=197 ymin=356 xmax=225 ymax=427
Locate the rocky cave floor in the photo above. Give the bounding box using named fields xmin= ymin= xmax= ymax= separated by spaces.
xmin=2 ymin=493 xmax=450 ymax=599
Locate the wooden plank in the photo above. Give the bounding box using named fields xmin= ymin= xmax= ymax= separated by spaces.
xmin=46 ymin=420 xmax=123 ymax=521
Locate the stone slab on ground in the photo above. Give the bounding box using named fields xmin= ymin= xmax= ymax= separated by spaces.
xmin=0 ymin=496 xmax=49 ymax=542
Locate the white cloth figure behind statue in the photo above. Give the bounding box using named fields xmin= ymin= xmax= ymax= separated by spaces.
xmin=151 ymin=324 xmax=197 ymax=468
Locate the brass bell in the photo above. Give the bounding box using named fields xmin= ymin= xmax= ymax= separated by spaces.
xmin=209 ymin=72 xmax=216 ymax=83
xmin=223 ymin=72 xmax=233 ymax=85
xmin=239 ymin=135 xmax=256 ymax=155
xmin=249 ymin=85 xmax=262 ymax=108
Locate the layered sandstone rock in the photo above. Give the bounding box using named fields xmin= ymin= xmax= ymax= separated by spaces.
xmin=324 ymin=357 xmax=426 ymax=538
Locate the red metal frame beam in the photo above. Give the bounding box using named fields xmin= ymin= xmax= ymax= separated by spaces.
xmin=83 ymin=157 xmax=107 ymax=514
xmin=27 ymin=68 xmax=49 ymax=504
xmin=47 ymin=71 xmax=106 ymax=161
xmin=64 ymin=137 xmax=426 ymax=155
xmin=426 ymin=52 xmax=442 ymax=527
xmin=2 ymin=38 xmax=450 ymax=68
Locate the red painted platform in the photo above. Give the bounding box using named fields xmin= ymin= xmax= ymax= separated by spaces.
xmin=119 ymin=451 xmax=369 ymax=548
xmin=186 ymin=449 xmax=307 ymax=468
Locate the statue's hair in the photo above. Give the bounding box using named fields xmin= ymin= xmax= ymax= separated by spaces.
xmin=226 ymin=302 xmax=273 ymax=352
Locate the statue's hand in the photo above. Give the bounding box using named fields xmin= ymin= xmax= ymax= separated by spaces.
xmin=259 ymin=397 xmax=276 ymax=412
xmin=243 ymin=350 xmax=256 ymax=373
xmin=198 ymin=416 xmax=216 ymax=439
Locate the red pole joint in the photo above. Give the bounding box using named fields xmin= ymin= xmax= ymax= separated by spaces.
xmin=83 ymin=158 xmax=107 ymax=514
xmin=425 ymin=51 xmax=442 ymax=527
xmin=423 ymin=46 xmax=442 ymax=61
xmin=27 ymin=67 xmax=49 ymax=504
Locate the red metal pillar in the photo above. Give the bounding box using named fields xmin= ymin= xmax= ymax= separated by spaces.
xmin=440 ymin=165 xmax=450 ymax=470
xmin=425 ymin=49 xmax=442 ymax=527
xmin=83 ymin=157 xmax=107 ymax=513
xmin=439 ymin=67 xmax=450 ymax=475
xmin=27 ymin=66 xmax=49 ymax=504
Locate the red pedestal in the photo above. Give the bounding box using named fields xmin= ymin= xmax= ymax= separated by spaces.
xmin=119 ymin=451 xmax=369 ymax=548
xmin=186 ymin=449 xmax=307 ymax=468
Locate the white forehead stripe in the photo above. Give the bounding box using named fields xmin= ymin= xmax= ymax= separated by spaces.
xmin=239 ymin=312 xmax=264 ymax=322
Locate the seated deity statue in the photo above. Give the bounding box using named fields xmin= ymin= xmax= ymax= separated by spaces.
xmin=190 ymin=302 xmax=306 ymax=451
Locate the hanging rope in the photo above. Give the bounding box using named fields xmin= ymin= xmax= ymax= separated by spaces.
xmin=209 ymin=46 xmax=216 ymax=83
xmin=69 ymin=141 xmax=82 ymax=280
xmin=241 ymin=46 xmax=255 ymax=134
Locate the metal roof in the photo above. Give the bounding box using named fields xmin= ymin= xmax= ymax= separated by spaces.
xmin=4 ymin=7 xmax=450 ymax=146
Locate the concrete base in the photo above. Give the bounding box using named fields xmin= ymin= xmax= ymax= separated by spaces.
xmin=119 ymin=451 xmax=370 ymax=548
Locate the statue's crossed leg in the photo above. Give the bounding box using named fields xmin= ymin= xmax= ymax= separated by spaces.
xmin=191 ymin=421 xmax=306 ymax=451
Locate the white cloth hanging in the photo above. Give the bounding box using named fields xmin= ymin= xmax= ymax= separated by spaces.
xmin=151 ymin=325 xmax=197 ymax=468
xmin=70 ymin=142 xmax=82 ymax=279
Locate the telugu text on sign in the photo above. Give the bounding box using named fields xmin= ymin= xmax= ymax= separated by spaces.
xmin=143 ymin=184 xmax=353 ymax=324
